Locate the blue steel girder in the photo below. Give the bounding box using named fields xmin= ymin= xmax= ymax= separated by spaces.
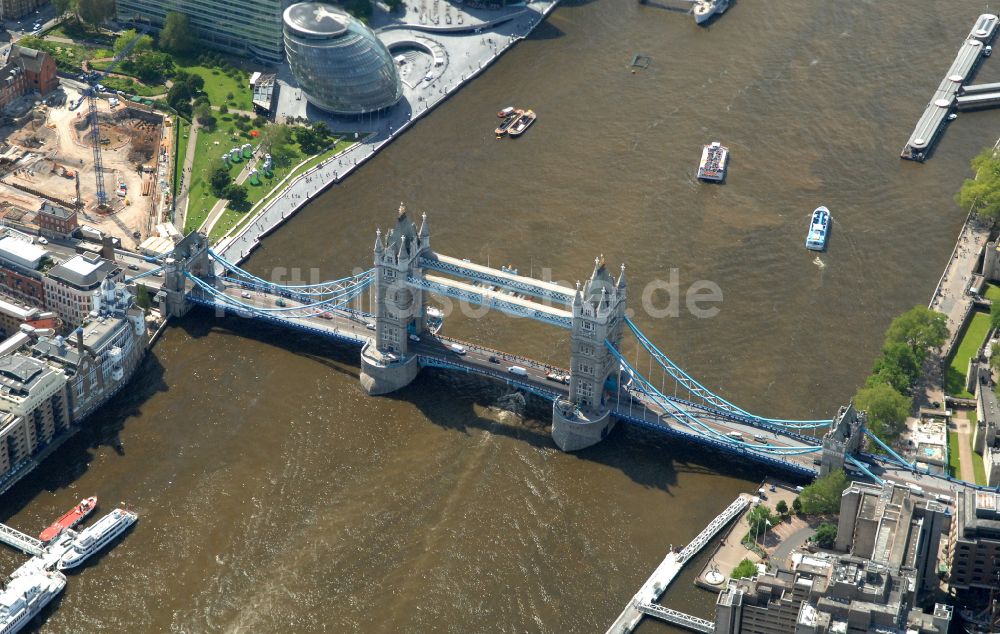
xmin=186 ymin=273 xmax=370 ymax=318
xmin=863 ymin=427 xmax=916 ymax=471
xmin=845 ymin=455 xmax=884 ymax=485
xmin=406 ymin=275 xmax=572 ymax=328
xmin=418 ymin=256 xmax=575 ymax=305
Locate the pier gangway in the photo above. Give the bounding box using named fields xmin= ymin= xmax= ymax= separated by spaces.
xmin=635 ymin=602 xmax=715 ymax=634
xmin=0 ymin=523 xmax=43 ymax=557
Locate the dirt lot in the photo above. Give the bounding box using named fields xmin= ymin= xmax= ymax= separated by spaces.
xmin=0 ymin=88 xmax=167 ymax=249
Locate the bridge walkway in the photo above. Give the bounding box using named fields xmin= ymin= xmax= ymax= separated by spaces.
xmin=636 ymin=602 xmax=715 ymax=633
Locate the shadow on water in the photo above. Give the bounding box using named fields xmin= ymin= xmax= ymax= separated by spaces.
xmin=525 ymin=20 xmax=565 ymax=41
xmin=1 ymin=353 xmax=169 ymax=522
xmin=639 ymin=0 xmax=692 ymax=15
xmin=172 ymin=310 xmax=772 ymax=493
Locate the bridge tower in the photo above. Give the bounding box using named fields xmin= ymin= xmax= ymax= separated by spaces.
xmin=162 ymin=232 xmax=211 ymax=319
xmin=820 ymin=403 xmax=865 ymax=476
xmin=552 ymin=256 xmax=627 ymax=451
xmin=360 ymin=203 xmax=429 ymax=395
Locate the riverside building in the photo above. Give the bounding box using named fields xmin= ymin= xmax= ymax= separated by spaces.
xmin=117 ymin=0 xmax=294 ymax=63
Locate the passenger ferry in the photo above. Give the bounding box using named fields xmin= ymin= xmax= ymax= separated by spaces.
xmin=692 ymin=0 xmax=730 ymax=24
xmin=805 ymin=206 xmax=831 ymax=251
xmin=0 ymin=571 xmax=66 ymax=634
xmin=508 ymin=110 xmax=536 ymax=137
xmin=697 ymin=141 xmax=728 ymax=182
xmin=57 ymin=507 xmax=137 ymax=570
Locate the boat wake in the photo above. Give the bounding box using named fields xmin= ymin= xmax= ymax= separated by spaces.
xmin=813 ymin=256 xmax=825 ymax=269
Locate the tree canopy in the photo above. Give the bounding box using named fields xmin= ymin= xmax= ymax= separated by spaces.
xmin=883 ymin=306 xmax=948 ymax=364
xmin=731 ymin=559 xmax=758 ymax=580
xmin=956 ymin=146 xmax=1000 ymax=219
xmin=77 ymin=0 xmax=116 ymax=25
xmin=814 ymin=522 xmax=837 ymax=549
xmin=160 ymin=11 xmax=195 ymax=54
xmin=854 ymin=382 xmax=911 ymax=441
xmin=747 ymin=504 xmax=777 ymax=536
xmin=798 ymin=469 xmax=848 ymax=515
xmin=113 ymin=29 xmax=153 ymax=57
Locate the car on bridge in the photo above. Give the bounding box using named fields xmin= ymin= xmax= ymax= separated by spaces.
xmin=275 ymin=298 xmax=287 ymax=307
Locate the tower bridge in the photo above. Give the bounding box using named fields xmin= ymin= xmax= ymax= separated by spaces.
xmin=147 ymin=203 xmax=962 ymax=486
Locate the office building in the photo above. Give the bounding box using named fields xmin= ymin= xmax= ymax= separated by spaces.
xmin=715 ymin=553 xmax=952 ymax=634
xmin=283 ymin=2 xmax=403 ymax=114
xmin=0 ymin=237 xmax=47 ymax=306
xmin=117 ymin=0 xmax=295 ymax=64
xmin=946 ymin=489 xmax=1000 ymax=592
xmin=43 ymin=253 xmax=122 ymax=329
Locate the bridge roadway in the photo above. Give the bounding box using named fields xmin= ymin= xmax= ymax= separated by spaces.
xmin=195 ymin=285 xmax=823 ymax=475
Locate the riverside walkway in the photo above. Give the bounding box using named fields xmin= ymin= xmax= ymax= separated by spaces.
xmin=604 ymin=495 xmax=750 ymax=634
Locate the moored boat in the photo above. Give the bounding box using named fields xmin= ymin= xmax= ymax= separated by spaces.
xmin=57 ymin=507 xmax=138 ymax=570
xmin=692 ymin=0 xmax=730 ymax=24
xmin=697 ymin=141 xmax=728 ymax=182
xmin=494 ymin=109 xmax=522 ymax=136
xmin=497 ymin=106 xmax=515 ymax=118
xmin=805 ymin=206 xmax=831 ymax=251
xmin=0 ymin=571 xmax=66 ymax=634
xmin=39 ymin=496 xmax=97 ymax=543
xmin=508 ymin=109 xmax=536 ymax=137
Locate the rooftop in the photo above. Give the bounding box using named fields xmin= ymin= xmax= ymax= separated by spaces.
xmin=284 ymin=3 xmax=352 ymax=38
xmin=46 ymin=253 xmax=117 ymax=291
xmin=0 ymin=236 xmax=46 ymax=269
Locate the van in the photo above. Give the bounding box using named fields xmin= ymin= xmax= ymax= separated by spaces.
xmin=935 ymin=493 xmax=952 ymax=505
xmin=753 ymin=434 xmax=767 ymax=443
xmin=448 ymin=343 xmax=466 ymax=355
xmin=508 ymin=366 xmax=528 ymax=377
xmin=726 ymin=431 xmax=743 ymax=440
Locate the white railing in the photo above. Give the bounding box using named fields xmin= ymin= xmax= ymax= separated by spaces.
xmin=0 ymin=523 xmax=44 ymax=556
xmin=636 ymin=602 xmax=714 ymax=633
xmin=678 ymin=496 xmax=749 ymax=563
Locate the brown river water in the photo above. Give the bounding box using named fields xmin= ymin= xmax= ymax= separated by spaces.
xmin=4 ymin=0 xmax=1000 ymax=631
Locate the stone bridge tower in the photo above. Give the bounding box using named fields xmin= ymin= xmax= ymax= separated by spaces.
xmin=552 ymin=256 xmax=628 ymax=451
xmin=162 ymin=232 xmax=211 ymax=318
xmin=820 ymin=403 xmax=865 ymax=476
xmin=360 ymin=203 xmax=429 ymax=395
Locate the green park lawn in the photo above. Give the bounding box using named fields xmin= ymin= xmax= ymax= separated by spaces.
xmin=986 ymin=283 xmax=1000 ymax=303
xmin=207 ymin=140 xmax=355 ymax=241
xmin=945 ymin=311 xmax=992 ymax=398
xmin=947 ymin=429 xmax=962 ymax=478
xmin=19 ymin=35 xmax=109 ymax=74
xmin=176 ymin=62 xmax=253 ymax=111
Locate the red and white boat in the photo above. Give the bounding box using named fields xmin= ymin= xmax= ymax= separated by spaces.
xmin=38 ymin=497 xmax=97 ymax=543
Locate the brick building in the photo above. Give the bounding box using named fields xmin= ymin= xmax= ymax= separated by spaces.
xmin=9 ymin=46 xmax=57 ymax=95
xmin=36 ymin=202 xmax=79 ymax=239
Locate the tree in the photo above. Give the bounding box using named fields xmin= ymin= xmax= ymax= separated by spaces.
xmin=956 ymin=147 xmax=1000 ymax=219
xmin=219 ymin=104 xmax=229 ymax=115
xmin=992 ymin=303 xmax=1000 ymax=333
xmin=296 ymin=124 xmax=332 ymax=154
xmin=167 ymin=82 xmax=192 ymax=112
xmin=260 ymin=125 xmax=296 ymax=165
xmin=854 ymin=382 xmax=911 ymax=441
xmin=792 ymin=497 xmax=802 ymax=514
xmin=223 ymin=183 xmax=248 ymax=209
xmin=814 ymin=522 xmax=838 ymax=549
xmin=799 ymin=469 xmax=848 ymax=515
xmin=53 ymin=0 xmax=76 ymax=13
xmin=775 ymin=500 xmax=788 ymax=515
xmin=747 ymin=504 xmax=776 ymax=536
xmin=186 ymin=74 xmax=205 ymax=94
xmin=867 ymin=342 xmax=920 ymax=394
xmin=209 ymin=166 xmax=230 ymax=197
xmin=113 ymin=29 xmax=153 ymax=57
xmin=386 ymin=0 xmax=404 ymax=11
xmin=77 ymin=0 xmax=115 ymax=25
xmin=194 ymin=104 xmax=216 ymax=130
xmin=884 ymin=306 xmax=949 ymax=364
xmin=135 ymin=284 xmax=152 ymax=310
xmin=731 ymin=559 xmax=758 ymax=580
xmin=160 ymin=11 xmax=195 ymax=54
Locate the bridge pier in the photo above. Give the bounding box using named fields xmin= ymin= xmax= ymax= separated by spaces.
xmin=552 ymin=399 xmax=616 ymax=452
xmin=359 ymin=342 xmax=421 ymax=395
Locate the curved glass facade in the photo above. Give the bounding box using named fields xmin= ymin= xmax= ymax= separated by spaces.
xmin=283 ymin=3 xmax=403 ymax=115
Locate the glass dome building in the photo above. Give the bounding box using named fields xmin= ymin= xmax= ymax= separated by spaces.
xmin=283 ymin=2 xmax=403 ymax=115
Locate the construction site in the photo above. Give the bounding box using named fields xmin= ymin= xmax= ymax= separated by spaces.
xmin=0 ymin=85 xmax=175 ymax=249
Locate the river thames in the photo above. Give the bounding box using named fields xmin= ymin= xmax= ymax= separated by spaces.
xmin=5 ymin=0 xmax=1000 ymax=631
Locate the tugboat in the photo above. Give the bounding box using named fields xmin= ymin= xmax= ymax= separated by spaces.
xmin=805 ymin=206 xmax=831 ymax=251
xmin=494 ymin=109 xmax=522 ymax=137
xmin=697 ymin=141 xmax=729 ymax=182
xmin=38 ymin=496 xmax=97 ymax=543
xmin=508 ymin=109 xmax=536 ymax=137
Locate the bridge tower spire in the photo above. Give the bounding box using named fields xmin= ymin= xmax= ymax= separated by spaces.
xmin=552 ymin=254 xmax=628 ymax=451
xmin=360 ymin=203 xmax=429 ymax=395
